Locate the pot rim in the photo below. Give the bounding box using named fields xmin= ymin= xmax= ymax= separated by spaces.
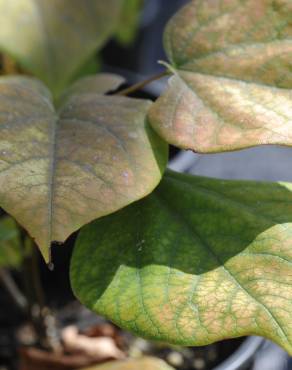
xmin=213 ymin=336 xmax=265 ymax=370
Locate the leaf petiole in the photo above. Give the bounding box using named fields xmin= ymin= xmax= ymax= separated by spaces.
xmin=115 ymin=70 xmax=169 ymax=96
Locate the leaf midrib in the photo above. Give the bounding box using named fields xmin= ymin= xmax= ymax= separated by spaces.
xmin=47 ymin=111 xmax=59 ymax=260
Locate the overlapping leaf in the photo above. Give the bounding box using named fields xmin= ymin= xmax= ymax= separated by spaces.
xmin=81 ymin=357 xmax=174 ymax=370
xmin=0 ymin=0 xmax=123 ymax=95
xmin=149 ymin=0 xmax=292 ymax=152
xmin=71 ymin=170 xmax=292 ymax=353
xmin=0 ymin=74 xmax=167 ymax=261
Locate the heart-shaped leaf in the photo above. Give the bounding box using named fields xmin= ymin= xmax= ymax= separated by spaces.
xmin=71 ymin=170 xmax=292 ymax=353
xmin=0 ymin=0 xmax=123 ymax=96
xmin=149 ymin=0 xmax=292 ymax=152
xmin=0 ymin=74 xmax=167 ymax=261
xmin=80 ymin=357 xmax=174 ymax=370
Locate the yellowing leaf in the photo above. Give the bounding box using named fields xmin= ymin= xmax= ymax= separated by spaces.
xmin=71 ymin=170 xmax=292 ymax=354
xmin=80 ymin=357 xmax=174 ymax=370
xmin=149 ymin=0 xmax=292 ymax=152
xmin=0 ymin=0 xmax=123 ymax=96
xmin=0 ymin=75 xmax=168 ymax=261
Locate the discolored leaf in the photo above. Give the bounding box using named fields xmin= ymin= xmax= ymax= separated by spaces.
xmin=80 ymin=357 xmax=174 ymax=370
xmin=149 ymin=0 xmax=292 ymax=152
xmin=0 ymin=216 xmax=21 ymax=268
xmin=71 ymin=170 xmax=292 ymax=353
xmin=0 ymin=0 xmax=123 ymax=96
xmin=0 ymin=74 xmax=168 ymax=261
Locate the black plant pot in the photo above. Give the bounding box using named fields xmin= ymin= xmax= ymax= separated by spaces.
xmin=211 ymin=337 xmax=264 ymax=370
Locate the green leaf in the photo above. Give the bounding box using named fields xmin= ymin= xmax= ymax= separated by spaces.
xmin=70 ymin=55 xmax=101 ymax=84
xmin=0 ymin=74 xmax=168 ymax=261
xmin=0 ymin=0 xmax=123 ymax=96
xmin=149 ymin=0 xmax=292 ymax=152
xmin=71 ymin=170 xmax=292 ymax=354
xmin=0 ymin=216 xmax=22 ymax=268
xmin=115 ymin=0 xmax=143 ymax=46
xmin=80 ymin=357 xmax=174 ymax=370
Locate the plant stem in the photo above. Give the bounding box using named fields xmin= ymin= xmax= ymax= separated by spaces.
xmin=18 ymin=226 xmax=53 ymax=349
xmin=19 ymin=227 xmax=35 ymax=308
xmin=31 ymin=244 xmax=46 ymax=310
xmin=29 ymin=239 xmax=62 ymax=352
xmin=115 ymin=70 xmax=169 ymax=96
xmin=0 ymin=268 xmax=28 ymax=312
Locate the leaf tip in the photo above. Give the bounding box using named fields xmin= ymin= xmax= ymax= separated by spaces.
xmin=47 ymin=261 xmax=55 ymax=271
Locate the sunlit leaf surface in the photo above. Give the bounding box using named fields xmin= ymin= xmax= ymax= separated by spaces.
xmin=149 ymin=0 xmax=292 ymax=152
xmin=0 ymin=74 xmax=167 ymax=261
xmin=0 ymin=0 xmax=123 ymax=95
xmin=71 ymin=170 xmax=292 ymax=353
